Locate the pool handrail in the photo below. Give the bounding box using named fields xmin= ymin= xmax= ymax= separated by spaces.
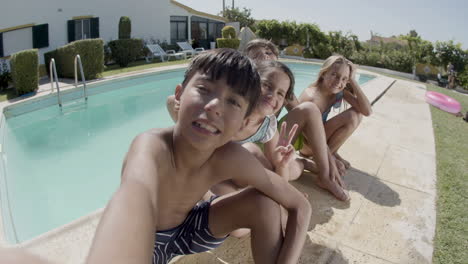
xmin=49 ymin=58 xmax=62 ymax=107
xmin=74 ymin=55 xmax=88 ymax=101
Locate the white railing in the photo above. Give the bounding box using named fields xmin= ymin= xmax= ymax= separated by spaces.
xmin=74 ymin=55 xmax=88 ymax=101
xmin=49 ymin=58 xmax=62 ymax=107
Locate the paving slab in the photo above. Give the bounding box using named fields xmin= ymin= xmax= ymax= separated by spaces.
xmin=338 ymin=116 xmax=392 ymax=175
xmin=377 ymin=144 xmax=436 ymax=194
xmin=291 ymin=171 xmax=373 ymax=237
xmin=336 ymin=244 xmax=396 ymax=264
xmin=338 ymin=181 xmax=435 ymax=264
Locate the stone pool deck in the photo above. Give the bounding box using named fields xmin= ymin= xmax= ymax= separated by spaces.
xmin=0 ymin=63 xmax=437 ymax=264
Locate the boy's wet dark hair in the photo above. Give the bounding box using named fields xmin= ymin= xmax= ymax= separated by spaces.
xmin=256 ymin=60 xmax=295 ymax=101
xmin=182 ymin=48 xmax=261 ymax=117
xmin=244 ymin=39 xmax=279 ymax=59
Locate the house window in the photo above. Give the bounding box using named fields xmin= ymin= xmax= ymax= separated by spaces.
xmin=75 ymin=19 xmax=91 ymax=40
xmin=170 ymin=16 xmax=187 ymax=44
xmin=67 ymin=17 xmax=99 ymax=43
xmin=190 ymin=16 xmax=224 ymax=49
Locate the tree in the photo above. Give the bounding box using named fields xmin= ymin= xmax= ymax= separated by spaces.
xmin=220 ymin=7 xmax=255 ymax=30
xmin=118 ymin=16 xmax=131 ymax=39
xmin=434 ymin=40 xmax=468 ymax=72
xmin=409 ymin=29 xmax=419 ymax=38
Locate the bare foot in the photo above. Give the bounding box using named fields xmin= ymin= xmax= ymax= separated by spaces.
xmin=297 ymin=155 xmax=319 ymax=174
xmin=334 ymin=158 xmax=347 ymax=177
xmin=316 ymin=178 xmax=350 ymax=201
xmin=334 ymin=153 xmax=351 ymax=169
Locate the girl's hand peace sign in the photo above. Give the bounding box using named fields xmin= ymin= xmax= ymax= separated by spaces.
xmin=271 ymin=121 xmax=298 ymax=170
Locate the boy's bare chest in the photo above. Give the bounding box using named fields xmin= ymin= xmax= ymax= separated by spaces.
xmin=155 ymin=168 xmax=218 ymax=230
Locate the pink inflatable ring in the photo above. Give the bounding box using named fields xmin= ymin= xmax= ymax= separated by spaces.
xmin=425 ymin=91 xmax=461 ymax=114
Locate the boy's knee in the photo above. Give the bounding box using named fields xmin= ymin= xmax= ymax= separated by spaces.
xmin=250 ymin=190 xmax=281 ymax=219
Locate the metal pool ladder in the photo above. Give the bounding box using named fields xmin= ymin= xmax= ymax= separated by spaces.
xmin=74 ymin=54 xmax=88 ymax=101
xmin=49 ymin=58 xmax=62 ymax=107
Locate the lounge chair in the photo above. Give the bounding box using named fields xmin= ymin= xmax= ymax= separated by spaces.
xmin=176 ymin=42 xmax=205 ymax=58
xmin=145 ymin=44 xmax=186 ymax=62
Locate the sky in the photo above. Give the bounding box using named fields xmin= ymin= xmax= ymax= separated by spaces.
xmin=176 ymin=0 xmax=468 ymax=49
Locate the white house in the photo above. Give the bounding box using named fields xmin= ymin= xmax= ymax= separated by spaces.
xmin=0 ymin=0 xmax=227 ymax=65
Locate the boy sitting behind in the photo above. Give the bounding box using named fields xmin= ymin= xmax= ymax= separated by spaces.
xmin=86 ymin=49 xmax=311 ymax=264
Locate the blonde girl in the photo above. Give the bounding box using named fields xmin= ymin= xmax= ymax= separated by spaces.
xmin=279 ymin=55 xmax=372 ymax=201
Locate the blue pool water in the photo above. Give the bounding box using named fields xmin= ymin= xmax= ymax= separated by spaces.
xmin=0 ymin=62 xmax=375 ymax=243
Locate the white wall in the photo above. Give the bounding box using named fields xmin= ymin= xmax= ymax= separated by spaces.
xmin=0 ymin=0 xmax=174 ymax=64
xmin=3 ymin=27 xmax=32 ymax=56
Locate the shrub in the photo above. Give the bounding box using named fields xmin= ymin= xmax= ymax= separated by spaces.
xmin=303 ymin=47 xmax=314 ymax=59
xmin=311 ymin=42 xmax=332 ymax=59
xmin=0 ymin=71 xmax=11 ymax=90
xmin=104 ymin=43 xmax=113 ymax=65
xmin=217 ymin=26 xmax=240 ymax=50
xmin=216 ymin=39 xmax=240 ymax=49
xmin=383 ymin=50 xmax=414 ymax=73
xmin=221 ymin=26 xmax=236 ymax=39
xmin=118 ymin=16 xmax=131 ymax=39
xmin=44 ymin=49 xmax=58 ymax=76
xmin=10 ymin=49 xmax=39 ymax=95
xmin=458 ymin=68 xmax=468 ymax=90
xmin=108 ymin=38 xmax=144 ymax=67
xmin=54 ymin=39 xmax=104 ymax=79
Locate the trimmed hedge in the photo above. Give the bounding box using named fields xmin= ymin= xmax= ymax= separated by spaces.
xmin=217 ymin=26 xmax=240 ymax=50
xmin=222 ymin=26 xmax=236 ymax=39
xmin=108 ymin=38 xmax=144 ymax=67
xmin=119 ymin=16 xmax=131 ymax=39
xmin=216 ymin=39 xmax=240 ymax=49
xmin=10 ymin=49 xmax=39 ymax=95
xmin=44 ymin=39 xmax=104 ymax=79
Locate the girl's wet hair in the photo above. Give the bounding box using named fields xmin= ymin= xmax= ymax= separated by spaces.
xmin=182 ymin=48 xmax=261 ymax=117
xmin=256 ymin=60 xmax=295 ymax=101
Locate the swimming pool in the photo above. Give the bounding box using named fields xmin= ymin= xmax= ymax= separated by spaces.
xmin=0 ymin=62 xmax=375 ymax=244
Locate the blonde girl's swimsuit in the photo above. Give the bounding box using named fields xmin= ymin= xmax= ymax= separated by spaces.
xmin=322 ymin=91 xmax=344 ymax=122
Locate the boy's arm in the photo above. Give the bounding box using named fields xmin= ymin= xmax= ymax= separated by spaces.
xmin=225 ymin=145 xmax=311 ymax=263
xmin=87 ymin=134 xmax=159 ymax=264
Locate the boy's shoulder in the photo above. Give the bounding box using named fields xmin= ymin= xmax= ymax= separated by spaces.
xmin=211 ymin=141 xmax=257 ymax=172
xmin=134 ymin=127 xmax=172 ymax=148
xmin=126 ymin=127 xmax=174 ymax=164
xmin=121 ymin=127 xmax=174 ymax=183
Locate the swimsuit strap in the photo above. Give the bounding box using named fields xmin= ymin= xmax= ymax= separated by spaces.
xmin=333 ymin=91 xmax=344 ymax=109
xmin=236 ymin=115 xmax=277 ymax=144
xmin=323 ymin=91 xmax=344 ymax=122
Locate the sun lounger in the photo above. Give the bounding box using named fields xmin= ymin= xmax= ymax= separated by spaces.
xmin=176 ymin=42 xmax=205 ymax=58
xmin=145 ymin=44 xmax=186 ymax=62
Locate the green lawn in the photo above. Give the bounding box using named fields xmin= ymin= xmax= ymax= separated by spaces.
xmin=102 ymin=59 xmax=190 ymax=77
xmin=426 ymin=85 xmax=468 ymax=264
